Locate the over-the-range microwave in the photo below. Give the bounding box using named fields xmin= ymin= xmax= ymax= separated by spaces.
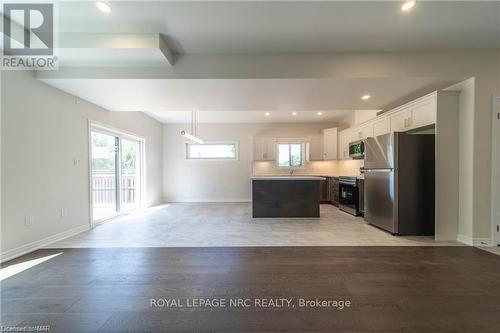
xmin=349 ymin=140 xmax=365 ymax=159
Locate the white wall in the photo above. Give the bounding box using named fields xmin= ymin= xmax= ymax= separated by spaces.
xmin=445 ymin=79 xmax=475 ymax=243
xmin=1 ymin=71 xmax=163 ymax=256
xmin=163 ymin=122 xmax=335 ymax=202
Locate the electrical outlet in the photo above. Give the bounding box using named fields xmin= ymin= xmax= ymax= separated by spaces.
xmin=24 ymin=215 xmax=34 ymax=226
xmin=60 ymin=208 xmax=66 ymax=218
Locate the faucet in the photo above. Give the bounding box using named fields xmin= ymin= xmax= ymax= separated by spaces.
xmin=289 ymin=169 xmax=295 ymax=176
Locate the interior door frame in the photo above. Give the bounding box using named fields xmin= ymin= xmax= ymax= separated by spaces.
xmin=492 ymin=96 xmax=500 ymax=246
xmin=88 ymin=120 xmax=146 ymax=228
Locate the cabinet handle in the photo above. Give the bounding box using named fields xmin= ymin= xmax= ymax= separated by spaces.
xmin=404 ymin=119 xmax=408 ymax=128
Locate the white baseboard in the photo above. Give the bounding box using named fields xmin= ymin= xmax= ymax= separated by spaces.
xmin=473 ymin=238 xmax=493 ymax=247
xmin=457 ymin=235 xmax=493 ymax=247
xmin=0 ymin=224 xmax=90 ymax=263
xmin=164 ymin=199 xmax=251 ymax=203
xmin=457 ymin=234 xmax=473 ymax=246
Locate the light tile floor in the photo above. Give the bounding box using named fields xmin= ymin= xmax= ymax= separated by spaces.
xmin=479 ymin=246 xmax=500 ymax=256
xmin=48 ymin=203 xmax=462 ymax=248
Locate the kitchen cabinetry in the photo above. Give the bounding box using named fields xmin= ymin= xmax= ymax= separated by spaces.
xmin=354 ymin=123 xmax=374 ymax=140
xmin=373 ymin=117 xmax=388 ymax=137
xmin=254 ymin=136 xmax=276 ymax=161
xmin=338 ymin=128 xmax=353 ymax=160
xmin=388 ymin=93 xmax=437 ymax=133
xmin=339 ymin=92 xmax=438 ymax=149
xmin=320 ymin=177 xmax=331 ymax=203
xmin=409 ymin=95 xmax=437 ymax=129
xmin=331 ymin=177 xmax=339 ymax=207
xmin=389 ymin=108 xmax=412 ymax=132
xmin=306 ymin=135 xmax=323 ymax=161
xmin=322 ymin=128 xmax=338 ymax=160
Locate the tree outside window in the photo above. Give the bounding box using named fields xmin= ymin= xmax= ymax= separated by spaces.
xmin=278 ymin=143 xmax=302 ymax=167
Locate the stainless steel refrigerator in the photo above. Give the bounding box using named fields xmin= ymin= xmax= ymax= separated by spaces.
xmin=362 ymin=133 xmax=435 ymax=235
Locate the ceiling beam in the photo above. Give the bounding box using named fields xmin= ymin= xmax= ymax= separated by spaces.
xmin=35 ymin=51 xmax=496 ymax=81
xmin=57 ymin=33 xmax=175 ymax=67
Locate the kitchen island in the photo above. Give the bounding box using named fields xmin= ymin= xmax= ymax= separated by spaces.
xmin=252 ymin=176 xmax=325 ymax=218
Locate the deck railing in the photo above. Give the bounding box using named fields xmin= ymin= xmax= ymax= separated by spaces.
xmin=92 ymin=172 xmax=137 ymax=206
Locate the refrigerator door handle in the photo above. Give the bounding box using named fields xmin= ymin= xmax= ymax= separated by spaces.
xmin=361 ymin=168 xmax=393 ymax=172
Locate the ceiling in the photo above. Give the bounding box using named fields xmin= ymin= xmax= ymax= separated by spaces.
xmin=39 ymin=77 xmax=456 ymax=123
xmin=58 ymin=1 xmax=500 ymax=53
xmin=144 ymin=110 xmax=355 ymax=124
xmin=24 ymin=1 xmax=493 ymax=123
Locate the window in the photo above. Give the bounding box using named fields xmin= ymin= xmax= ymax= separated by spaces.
xmin=186 ymin=142 xmax=238 ymax=160
xmin=278 ymin=143 xmax=303 ymax=168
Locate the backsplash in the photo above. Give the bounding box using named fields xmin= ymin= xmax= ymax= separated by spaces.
xmin=253 ymin=160 xmax=338 ymax=176
xmin=337 ymin=159 xmax=364 ymax=177
xmin=253 ymin=159 xmax=364 ymax=177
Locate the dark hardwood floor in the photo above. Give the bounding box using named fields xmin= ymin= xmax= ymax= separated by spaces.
xmin=1 ymin=246 xmax=500 ymax=332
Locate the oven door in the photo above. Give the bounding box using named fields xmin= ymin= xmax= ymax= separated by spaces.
xmin=339 ymin=182 xmax=359 ymax=215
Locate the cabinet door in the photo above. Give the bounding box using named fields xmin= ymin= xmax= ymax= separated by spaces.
xmin=357 ymin=123 xmax=374 ymax=140
xmin=409 ymin=95 xmax=437 ymax=130
xmin=254 ymin=137 xmax=264 ymax=160
xmin=262 ymin=137 xmax=276 ymax=160
xmin=254 ymin=137 xmax=276 ymax=161
xmin=338 ymin=129 xmax=351 ymax=160
xmin=373 ymin=117 xmax=388 ymax=137
xmin=389 ymin=109 xmax=411 ymax=132
xmin=320 ymin=178 xmax=331 ymax=202
xmin=323 ymin=128 xmax=338 ymax=160
xmin=307 ymin=135 xmax=323 ymax=161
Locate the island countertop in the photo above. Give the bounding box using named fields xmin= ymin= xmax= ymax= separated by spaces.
xmin=252 ymin=176 xmax=326 ymax=180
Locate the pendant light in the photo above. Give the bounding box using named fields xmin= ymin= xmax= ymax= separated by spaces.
xmin=180 ymin=111 xmax=204 ymax=144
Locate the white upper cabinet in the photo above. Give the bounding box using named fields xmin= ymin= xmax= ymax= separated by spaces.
xmin=338 ymin=128 xmax=353 ymax=160
xmin=254 ymin=136 xmax=276 ymax=161
xmin=323 ymin=127 xmax=338 ymax=160
xmin=355 ymin=123 xmax=374 ymax=140
xmin=389 ymin=108 xmax=412 ymax=132
xmin=373 ymin=117 xmax=388 ymax=137
xmin=408 ymin=94 xmax=437 ymax=129
xmin=388 ymin=93 xmax=437 ymax=132
xmin=306 ymin=134 xmax=324 ymax=161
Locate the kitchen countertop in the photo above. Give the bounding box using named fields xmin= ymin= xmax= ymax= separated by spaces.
xmin=252 ymin=176 xmax=326 ymax=180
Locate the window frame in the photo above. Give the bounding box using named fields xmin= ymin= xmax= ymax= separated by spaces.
xmin=185 ymin=141 xmax=239 ymax=161
xmin=276 ymin=142 xmax=305 ymax=169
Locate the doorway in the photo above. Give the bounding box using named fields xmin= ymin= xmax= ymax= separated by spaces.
xmin=90 ymin=122 xmax=144 ymax=224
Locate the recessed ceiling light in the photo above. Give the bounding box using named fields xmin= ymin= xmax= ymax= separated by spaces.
xmin=96 ymin=1 xmax=111 ymax=13
xmin=401 ymin=1 xmax=416 ymax=12
xmin=292 ymin=112 xmax=297 ymax=116
xmin=317 ymin=112 xmax=323 ymax=116
xmin=361 ymin=94 xmax=371 ymax=100
xmin=265 ymin=112 xmax=271 ymax=116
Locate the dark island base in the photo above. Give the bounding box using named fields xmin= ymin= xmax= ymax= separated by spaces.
xmin=252 ymin=179 xmax=321 ymax=218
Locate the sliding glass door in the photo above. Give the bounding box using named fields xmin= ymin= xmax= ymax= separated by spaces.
xmin=91 ymin=125 xmax=143 ymax=222
xmin=120 ymin=138 xmax=141 ymax=212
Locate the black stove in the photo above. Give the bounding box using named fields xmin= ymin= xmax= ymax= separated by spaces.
xmin=338 ymin=176 xmax=360 ymax=216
